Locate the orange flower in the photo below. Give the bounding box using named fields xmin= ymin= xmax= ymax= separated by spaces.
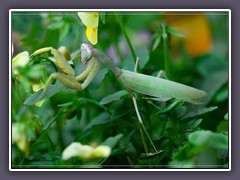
xmin=165 ymin=13 xmax=212 ymax=58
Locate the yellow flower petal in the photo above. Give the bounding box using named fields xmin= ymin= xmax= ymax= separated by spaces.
xmin=91 ymin=145 xmax=111 ymax=158
xmin=62 ymin=142 xmax=111 ymax=161
xmin=34 ymin=99 xmax=45 ymax=107
xmin=31 ymin=81 xmax=45 ymax=107
xmin=78 ymin=12 xmax=99 ymax=28
xmin=31 ymin=81 xmax=45 ymax=92
xmin=86 ymin=27 xmax=98 ymax=45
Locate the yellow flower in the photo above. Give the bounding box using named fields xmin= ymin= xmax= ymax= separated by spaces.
xmin=12 ymin=51 xmax=45 ymax=107
xmin=78 ymin=12 xmax=99 ymax=45
xmin=12 ymin=51 xmax=29 ymax=75
xmin=31 ymin=81 xmax=45 ymax=92
xmin=12 ymin=123 xmax=29 ymax=155
xmin=31 ymin=81 xmax=45 ymax=107
xmin=62 ymin=142 xmax=111 ymax=161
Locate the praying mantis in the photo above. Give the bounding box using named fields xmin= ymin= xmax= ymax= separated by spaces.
xmin=31 ymin=43 xmax=208 ymax=153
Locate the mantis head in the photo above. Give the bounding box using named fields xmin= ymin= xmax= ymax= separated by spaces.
xmin=81 ymin=43 xmax=94 ymax=64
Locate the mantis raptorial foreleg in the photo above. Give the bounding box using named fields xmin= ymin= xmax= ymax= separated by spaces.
xmin=75 ymin=60 xmax=96 ymax=81
xmin=51 ymin=49 xmax=75 ymax=77
xmin=81 ymin=60 xmax=101 ymax=89
xmin=43 ymin=73 xmax=83 ymax=93
xmin=41 ymin=60 xmax=101 ymax=94
xmin=32 ymin=46 xmax=102 ymax=102
xmin=32 ymin=47 xmax=82 ymax=95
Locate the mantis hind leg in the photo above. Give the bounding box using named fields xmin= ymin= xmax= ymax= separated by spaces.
xmin=157 ymin=70 xmax=165 ymax=78
xmin=132 ymin=95 xmax=158 ymax=153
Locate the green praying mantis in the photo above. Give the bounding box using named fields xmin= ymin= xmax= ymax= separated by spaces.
xmin=31 ymin=43 xmax=208 ymax=153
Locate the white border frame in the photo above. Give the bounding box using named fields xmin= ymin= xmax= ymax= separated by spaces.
xmin=9 ymin=9 xmax=231 ymax=171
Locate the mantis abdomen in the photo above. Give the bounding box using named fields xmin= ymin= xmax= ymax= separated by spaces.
xmin=119 ymin=70 xmax=208 ymax=105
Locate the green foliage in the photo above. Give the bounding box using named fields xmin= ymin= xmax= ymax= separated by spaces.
xmin=11 ymin=11 xmax=229 ymax=169
xmin=169 ymin=130 xmax=228 ymax=168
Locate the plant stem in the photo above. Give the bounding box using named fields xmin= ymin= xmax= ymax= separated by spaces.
xmin=138 ymin=123 xmax=149 ymax=153
xmin=115 ymin=13 xmax=141 ymax=73
xmin=15 ymin=80 xmax=22 ymax=106
xmin=114 ymin=41 xmax=124 ymax=63
xmin=161 ymin=23 xmax=171 ymax=78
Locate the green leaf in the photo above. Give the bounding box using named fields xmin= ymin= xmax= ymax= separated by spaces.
xmin=99 ymin=12 xmax=106 ymax=24
xmin=157 ymin=100 xmax=184 ymax=114
xmin=152 ymin=36 xmax=161 ymax=51
xmin=180 ymin=106 xmax=218 ymax=121
xmin=167 ymin=27 xmax=186 ymax=38
xmin=25 ymin=64 xmax=45 ymax=81
xmin=47 ymin=21 xmax=64 ymax=30
xmin=224 ymin=113 xmax=228 ymax=121
xmin=189 ymin=130 xmax=212 ymax=146
xmin=100 ymin=90 xmax=128 ymax=105
xmin=169 ymin=160 xmax=195 ymax=168
xmin=101 ymin=134 xmax=124 ymax=149
xmin=42 ymin=111 xmax=66 ymax=132
xmin=197 ymin=56 xmax=228 ymax=77
xmin=201 ymin=70 xmax=228 ymax=103
xmin=59 ymin=23 xmax=70 ymax=42
xmin=213 ymin=84 xmax=228 ymax=103
xmin=217 ymin=121 xmax=228 ymax=132
xmin=111 ymin=108 xmax=131 ymax=121
xmin=188 ymin=130 xmax=228 ymax=150
xmin=42 ymin=29 xmax=60 ymax=48
xmin=207 ymin=132 xmax=229 ymax=149
xmin=186 ymin=119 xmax=203 ymax=129
xmin=171 ymin=143 xmax=192 ymax=161
xmin=77 ymin=97 xmax=106 ymax=110
xmin=83 ymin=112 xmax=111 ymax=131
xmin=20 ymin=38 xmax=41 ymax=51
xmin=89 ymin=67 xmax=108 ymax=89
xmin=136 ymin=48 xmax=150 ymax=70
xmin=122 ymin=55 xmax=135 ymax=71
xmin=24 ymin=81 xmax=65 ymax=106
xmin=122 ymin=48 xmax=149 ymax=71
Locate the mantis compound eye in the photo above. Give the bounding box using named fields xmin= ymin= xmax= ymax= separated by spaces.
xmin=81 ymin=43 xmax=94 ymax=64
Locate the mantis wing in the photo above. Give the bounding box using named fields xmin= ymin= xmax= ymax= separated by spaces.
xmin=119 ymin=70 xmax=208 ymax=105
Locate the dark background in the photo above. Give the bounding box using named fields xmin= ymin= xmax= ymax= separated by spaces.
xmin=0 ymin=0 xmax=238 ymax=179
